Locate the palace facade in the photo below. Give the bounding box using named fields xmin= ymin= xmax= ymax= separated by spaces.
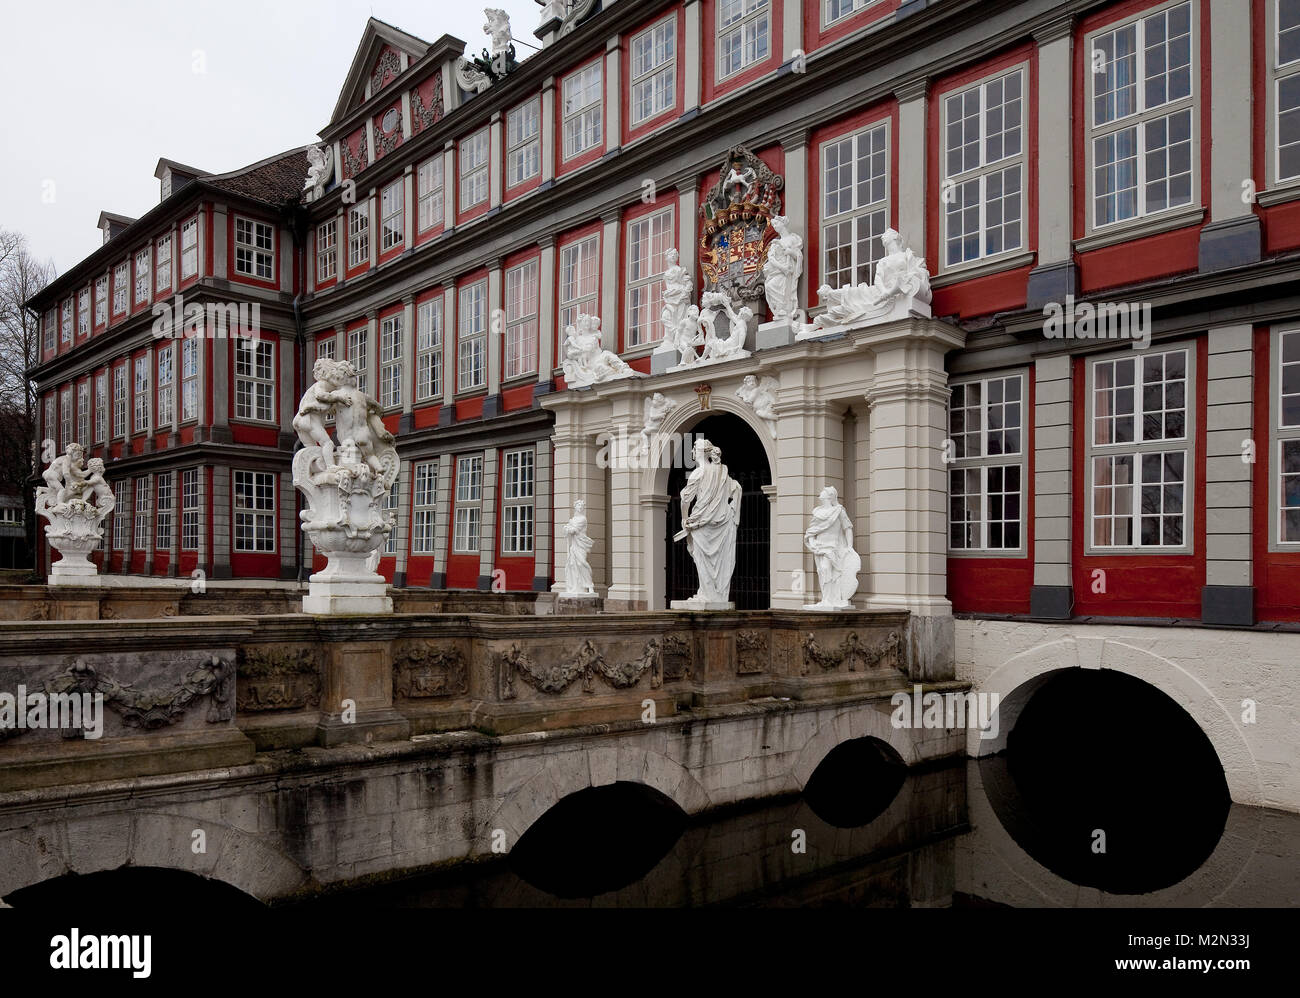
xmin=26 ymin=0 xmax=1300 ymax=633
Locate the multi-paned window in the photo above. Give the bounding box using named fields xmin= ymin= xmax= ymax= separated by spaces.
xmin=133 ymin=476 xmax=151 ymax=551
xmin=180 ymin=218 xmax=199 ymax=279
xmin=43 ymin=397 xmax=54 ymax=449
xmin=383 ymin=476 xmax=401 ymax=555
xmin=501 ymin=448 xmax=535 ymax=554
xmin=1275 ymin=0 xmax=1300 ymax=184
xmin=459 ymin=129 xmax=490 ymax=211
xmin=113 ymin=262 xmax=129 ymax=315
xmin=113 ymin=481 xmax=129 ymax=550
xmin=453 ymin=455 xmax=483 ymax=553
xmin=134 ymin=249 xmax=151 ymax=304
xmin=133 ymin=355 xmax=150 ymax=433
xmin=94 ymin=276 xmax=108 ymax=326
xmin=113 ymin=364 xmax=127 ymax=438
xmin=61 ymin=298 xmax=72 ymax=344
xmin=1089 ymin=1 xmax=1195 ymax=228
xmin=1089 ymin=347 xmax=1191 ymax=548
xmin=156 ymin=471 xmax=173 ymax=550
xmin=316 ymin=219 xmax=338 ymax=282
xmin=718 ymin=0 xmax=770 ymax=80
xmin=418 ymin=156 xmax=444 ymax=232
xmin=181 ymin=469 xmax=200 ymax=550
xmin=348 ymin=327 xmax=369 ymax=396
xmin=1276 ymin=330 xmax=1300 ymax=543
xmin=381 ymin=180 xmax=404 ymax=251
xmin=157 ymin=346 xmax=174 ymax=426
xmin=155 ymin=234 xmax=172 ymax=293
xmin=458 ymin=281 xmax=487 ymax=392
xmin=234 ymin=217 xmax=275 ymax=279
xmin=822 ymin=121 xmax=890 ymax=289
xmin=379 ymin=313 xmax=403 ymax=409
xmin=59 ymin=388 xmax=72 ymax=449
xmin=349 ymin=203 xmax=370 ymax=267
xmin=825 ymin=0 xmax=878 ymax=25
xmin=181 ymin=338 xmax=198 ymax=421
xmin=94 ymin=372 xmax=107 ymax=444
xmin=948 ymin=373 xmax=1025 ymax=551
xmin=317 ymin=336 xmax=336 ymax=360
xmin=416 ymin=297 xmax=443 ymax=401
xmin=412 ymin=461 xmax=437 ymax=554
xmin=507 ymin=98 xmax=542 ymax=187
xmin=76 ymin=382 xmax=89 ymax=445
xmin=562 ymin=60 xmax=603 ymax=160
xmin=235 ymin=340 xmax=275 ymax=422
xmin=626 ymin=207 xmax=674 ymax=347
xmin=43 ymin=310 xmax=55 ymax=353
xmin=77 ymin=289 xmax=89 ymax=337
xmin=942 ymin=67 xmax=1025 ymax=267
xmin=233 ymin=470 xmax=276 ymax=553
xmin=630 ymin=15 xmax=676 ymax=126
xmin=505 ymin=260 xmax=539 ymax=379
xmin=559 ymin=234 xmax=599 ymax=332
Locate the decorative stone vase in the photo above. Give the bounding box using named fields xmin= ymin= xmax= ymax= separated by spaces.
xmin=37 ymin=497 xmax=110 ymax=584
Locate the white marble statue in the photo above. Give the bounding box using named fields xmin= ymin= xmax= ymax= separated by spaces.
xmin=484 ymin=8 xmax=512 ymax=57
xmin=562 ymin=499 xmax=596 ymax=596
xmin=455 ymin=58 xmax=492 ymax=95
xmin=656 ymin=247 xmax=693 ymax=353
xmin=762 ymin=215 xmax=803 ymax=324
xmin=697 ymin=291 xmax=753 ymax=364
xmin=561 ymin=314 xmax=639 ymax=388
xmin=736 ymin=375 xmax=779 ymax=436
xmin=673 ymin=437 xmax=743 ymax=609
xmin=35 ymin=444 xmax=116 ymax=585
xmin=292 ymin=358 xmax=399 ymax=614
xmin=639 ymin=392 xmax=675 ymax=456
xmin=666 ymin=305 xmax=703 ymax=368
xmin=803 ymin=486 xmax=862 ymax=610
xmin=724 ymin=157 xmax=757 ymax=201
xmin=797 ymin=228 xmax=932 ymax=339
xmin=304 ymin=144 xmax=334 ymax=197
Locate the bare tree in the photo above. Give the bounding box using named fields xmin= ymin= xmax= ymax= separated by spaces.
xmin=0 ymin=229 xmax=57 ymax=569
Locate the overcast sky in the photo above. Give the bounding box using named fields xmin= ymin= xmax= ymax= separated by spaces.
xmin=0 ymin=0 xmax=542 ymax=276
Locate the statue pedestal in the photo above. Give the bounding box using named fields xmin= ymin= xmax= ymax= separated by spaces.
xmin=49 ymin=538 xmax=102 ymax=586
xmin=40 ymin=502 xmax=111 ymax=587
xmin=670 ymin=599 xmax=735 ymax=611
xmin=556 ymin=593 xmax=601 ymax=615
xmin=756 ymin=319 xmax=795 ymax=351
xmin=296 ymin=467 xmax=394 ymax=616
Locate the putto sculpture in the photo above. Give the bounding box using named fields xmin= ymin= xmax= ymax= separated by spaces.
xmin=803 ymin=486 xmax=862 ymax=610
xmin=667 ymin=292 xmax=752 ymax=372
xmin=35 ymin=444 xmax=115 ymax=585
xmin=561 ymin=499 xmax=596 ymax=598
xmin=292 ymin=357 xmax=399 ymax=614
xmin=639 ymin=392 xmax=676 ymax=456
xmin=672 ymin=437 xmax=743 ymax=610
xmin=736 ymin=375 xmax=779 ymax=436
xmin=561 ymin=314 xmax=640 ymax=388
xmin=303 ymin=144 xmax=334 ymax=199
xmin=797 ymin=228 xmax=932 ymax=339
xmin=762 ymin=215 xmax=803 ymax=324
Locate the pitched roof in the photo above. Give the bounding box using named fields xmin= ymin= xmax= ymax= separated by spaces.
xmin=329 ymin=17 xmax=432 ymax=127
xmin=206 ymin=147 xmax=310 ymax=207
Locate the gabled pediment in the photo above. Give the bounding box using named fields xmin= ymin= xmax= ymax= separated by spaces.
xmin=329 ymin=17 xmax=431 ymax=127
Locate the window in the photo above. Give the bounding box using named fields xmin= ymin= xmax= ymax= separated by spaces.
xmin=235 ymin=340 xmax=275 ymax=422
xmin=234 ymin=217 xmax=275 ymax=279
xmin=317 ymin=336 xmax=336 ymax=360
xmin=822 ymin=122 xmax=890 ymax=289
xmin=181 ymin=218 xmax=199 ymax=279
xmin=1277 ymin=330 xmax=1300 ymax=542
xmin=718 ymin=0 xmax=769 ymax=80
xmin=416 ymin=297 xmax=443 ymax=401
xmin=43 ymin=310 xmax=55 ymax=353
xmin=133 ymin=356 xmax=150 ymax=432
xmin=316 ymin=219 xmax=338 ymax=282
xmin=348 ymin=327 xmax=369 ymax=396
xmin=94 ymin=276 xmax=108 ymax=326
xmin=948 ymin=374 xmax=1025 ymax=551
xmin=60 ymin=388 xmax=72 ymax=449
xmin=113 ymin=365 xmax=127 ymax=438
xmin=505 ymin=261 xmax=539 ymax=379
xmin=0 ymin=508 xmax=22 ymax=526
xmin=625 ymin=208 xmax=674 ymax=347
xmin=559 ymin=234 xmax=600 ymax=332
xmin=412 ymin=461 xmax=437 ymax=554
xmin=1089 ymin=2 xmax=1194 ymax=228
xmin=77 ymin=290 xmax=89 ymax=336
xmin=113 ymin=481 xmax=129 ymax=550
xmin=134 ymin=476 xmax=151 ymax=551
xmin=43 ymin=397 xmax=54 ymax=448
xmin=61 ymin=298 xmax=72 ymax=344
xmin=631 ymin=15 xmax=676 ymax=126
xmin=134 ymin=249 xmax=151 ymax=304
xmin=942 ymin=68 xmax=1025 ymax=267
xmin=459 ymin=129 xmax=490 ymax=211
xmin=349 ymin=203 xmax=370 ymax=267
xmin=156 ymin=471 xmax=173 ymax=550
xmin=233 ymin=470 xmax=276 ymax=553
xmin=825 ymin=0 xmax=877 ymax=23
xmin=501 ymin=448 xmax=535 ymax=554
xmin=181 ymin=469 xmax=200 ymax=550
xmin=379 ymin=313 xmax=403 ymax=409
xmin=453 ymin=455 xmax=483 ymax=553
xmin=418 ymin=156 xmax=444 ymax=232
xmin=1276 ymin=0 xmax=1300 ymax=183
xmin=76 ymin=382 xmax=89 ymax=445
xmin=562 ymin=60 xmax=603 ymax=160
xmin=113 ymin=262 xmax=128 ymax=315
xmin=1089 ymin=347 xmax=1191 ymax=548
xmin=381 ymin=180 xmax=404 ymax=251
xmin=383 ymin=477 xmax=401 ymax=555
xmin=157 ymin=346 xmax=174 ymax=426
xmin=507 ymin=99 xmax=541 ymax=187
xmin=458 ymin=281 xmax=487 ymax=392
xmin=155 ymin=234 xmax=172 ymax=293
xmin=181 ymin=339 xmax=198 ymax=421
xmin=94 ymin=373 xmax=107 ymax=444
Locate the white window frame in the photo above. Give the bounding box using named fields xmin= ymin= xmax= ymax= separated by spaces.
xmin=416 ymin=297 xmax=443 ymax=401
xmin=233 ymin=470 xmax=276 ymax=553
xmin=94 ymin=276 xmax=108 ymax=326
xmin=156 ymin=471 xmax=173 ymax=551
xmin=76 ymin=381 xmax=89 ymax=445
xmin=234 ymin=216 xmax=275 ymax=280
xmin=316 ymin=219 xmax=338 ymax=282
xmin=59 ymin=387 xmax=72 ymax=450
xmin=77 ymin=289 xmax=89 ymax=337
xmin=94 ymin=372 xmax=107 ymax=444
xmin=43 ymin=310 xmax=55 ymax=353
xmin=501 ymin=448 xmax=535 ymax=555
xmin=113 ymin=364 xmax=127 ymax=438
xmin=507 ymin=98 xmax=542 ymax=187
xmin=717 ymin=0 xmax=770 ymax=82
xmin=234 ymin=339 xmax=275 ymax=423
xmin=1274 ymin=0 xmax=1300 ymax=187
xmin=61 ymin=298 xmax=72 ymax=344
xmin=134 ymin=475 xmax=151 ymax=551
xmin=133 ymin=355 xmax=150 ymax=434
xmin=113 ymin=262 xmax=129 ymax=316
xmin=453 ymin=454 xmax=484 ymax=554
xmin=820 ymin=120 xmax=891 ymax=290
xmin=181 ymin=468 xmax=200 ymax=551
xmin=630 ymin=14 xmax=676 ymax=127
xmin=157 ymin=345 xmax=174 ymax=427
xmin=383 ymin=475 xmax=401 ymax=555
xmin=559 ymin=233 xmax=600 ymax=333
xmin=412 ymin=460 xmax=437 ymax=554
xmin=155 ymin=234 xmax=172 ymax=293
xmin=379 ymin=312 xmax=403 ymax=409
xmin=459 ymin=129 xmax=490 ymax=212
xmin=418 ymin=156 xmax=444 ymax=232
xmin=457 ymin=281 xmax=487 ymax=393
xmin=947 ymin=372 xmax=1027 ymax=554
xmin=113 ymin=481 xmax=129 ymax=551
xmin=380 ymin=180 xmax=404 ymax=251
xmin=625 ymin=206 xmax=675 ymax=348
xmin=823 ymin=0 xmax=880 ymax=27
xmin=505 ymin=260 xmax=540 ymax=380
xmin=348 ymin=327 xmax=369 ymax=396
xmin=180 ymin=217 xmax=199 ymax=279
xmin=1273 ymin=329 xmax=1300 ymax=545
xmin=561 ymin=59 xmax=603 ymax=161
xmin=348 ymin=203 xmax=370 ymax=268
xmin=134 ymin=250 xmax=151 ymax=305
xmin=181 ymin=338 xmax=199 ymax=422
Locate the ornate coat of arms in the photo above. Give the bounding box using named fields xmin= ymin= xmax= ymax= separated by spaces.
xmin=698 ymin=145 xmax=784 ymax=308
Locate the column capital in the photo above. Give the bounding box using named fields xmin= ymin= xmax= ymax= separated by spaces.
xmin=1032 ymin=13 xmax=1075 ymax=45
xmin=777 ymin=125 xmax=809 ymax=151
xmin=600 ymin=207 xmax=623 ymax=225
xmin=894 ymin=77 xmax=929 ymax=103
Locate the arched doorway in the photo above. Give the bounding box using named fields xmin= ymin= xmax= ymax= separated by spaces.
xmin=665 ymin=412 xmax=771 ymax=609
